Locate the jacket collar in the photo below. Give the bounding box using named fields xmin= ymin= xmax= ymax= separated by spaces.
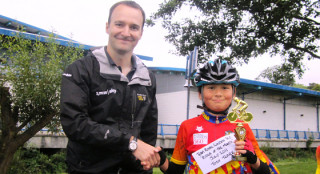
xmin=91 ymin=46 xmax=151 ymax=86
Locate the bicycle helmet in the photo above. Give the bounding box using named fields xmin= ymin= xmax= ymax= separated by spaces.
xmin=192 ymin=59 xmax=240 ymax=116
xmin=193 ymin=59 xmax=240 ymax=87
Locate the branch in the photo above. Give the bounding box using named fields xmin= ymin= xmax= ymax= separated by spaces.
xmin=276 ymin=39 xmax=320 ymax=59
xmin=14 ymin=112 xmax=57 ymax=148
xmin=17 ymin=116 xmax=34 ymax=132
xmin=260 ymin=32 xmax=320 ymax=59
xmin=293 ymin=15 xmax=320 ymax=26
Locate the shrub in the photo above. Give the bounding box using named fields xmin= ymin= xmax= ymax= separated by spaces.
xmin=260 ymin=146 xmax=316 ymax=162
xmin=8 ymin=148 xmax=67 ymax=174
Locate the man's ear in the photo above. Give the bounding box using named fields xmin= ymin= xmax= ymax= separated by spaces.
xmin=106 ymin=22 xmax=109 ymax=34
xmin=198 ymin=92 xmax=202 ymax=100
xmin=233 ymin=88 xmax=237 ymax=98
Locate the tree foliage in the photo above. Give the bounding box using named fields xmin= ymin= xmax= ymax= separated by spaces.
xmin=0 ymin=33 xmax=83 ymax=173
xmin=255 ymin=64 xmax=296 ymax=85
xmin=148 ymin=0 xmax=320 ymax=77
xmin=307 ymin=83 xmax=320 ymax=91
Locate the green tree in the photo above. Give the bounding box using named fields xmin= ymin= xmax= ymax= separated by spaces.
xmin=255 ymin=64 xmax=296 ymax=85
xmin=307 ymin=83 xmax=320 ymax=91
xmin=0 ymin=33 xmax=83 ymax=173
xmin=148 ymin=0 xmax=320 ymax=78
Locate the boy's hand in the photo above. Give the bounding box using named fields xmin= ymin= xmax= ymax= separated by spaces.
xmin=235 ymin=140 xmax=257 ymax=164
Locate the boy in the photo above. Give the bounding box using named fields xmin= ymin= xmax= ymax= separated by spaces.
xmin=156 ymin=59 xmax=279 ymax=174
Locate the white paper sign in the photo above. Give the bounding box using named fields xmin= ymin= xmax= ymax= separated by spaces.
xmin=192 ymin=134 xmax=236 ymax=174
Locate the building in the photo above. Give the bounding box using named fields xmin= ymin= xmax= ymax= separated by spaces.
xmin=152 ymin=67 xmax=320 ymax=133
xmin=1 ymin=15 xmax=320 ymax=147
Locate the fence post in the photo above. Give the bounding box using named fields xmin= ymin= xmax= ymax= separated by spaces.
xmin=160 ymin=124 xmax=164 ymax=136
xmin=304 ymin=131 xmax=307 ymax=139
xmin=266 ymin=129 xmax=270 ymax=139
xmin=255 ymin=129 xmax=260 ymax=139
xmin=294 ymin=131 xmax=299 ymax=139
xmin=285 ymin=131 xmax=289 ymax=139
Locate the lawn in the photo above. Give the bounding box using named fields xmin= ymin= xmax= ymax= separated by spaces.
xmin=274 ymin=157 xmax=316 ymax=174
xmin=153 ymin=157 xmax=317 ymax=174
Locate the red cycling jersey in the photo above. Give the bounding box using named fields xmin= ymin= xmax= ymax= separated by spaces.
xmin=170 ymin=111 xmax=279 ymax=174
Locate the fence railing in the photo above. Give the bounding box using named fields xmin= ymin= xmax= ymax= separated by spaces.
xmin=34 ymin=124 xmax=318 ymax=141
xmin=157 ymin=124 xmax=319 ymax=140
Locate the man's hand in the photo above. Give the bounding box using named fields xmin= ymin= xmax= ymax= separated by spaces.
xmin=132 ymin=138 xmax=160 ymax=170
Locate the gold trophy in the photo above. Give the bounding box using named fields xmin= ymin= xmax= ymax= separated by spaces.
xmin=227 ymin=97 xmax=253 ymax=161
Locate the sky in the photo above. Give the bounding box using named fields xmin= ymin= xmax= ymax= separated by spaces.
xmin=0 ymin=0 xmax=319 ymax=85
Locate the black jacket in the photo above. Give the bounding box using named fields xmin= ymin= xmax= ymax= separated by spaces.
xmin=60 ymin=46 xmax=158 ymax=173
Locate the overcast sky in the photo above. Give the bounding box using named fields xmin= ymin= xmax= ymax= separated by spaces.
xmin=0 ymin=0 xmax=319 ymax=85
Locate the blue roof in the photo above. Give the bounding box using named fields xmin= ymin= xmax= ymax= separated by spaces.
xmin=0 ymin=14 xmax=153 ymax=61
xmin=0 ymin=14 xmax=75 ymax=41
xmin=149 ymin=66 xmax=320 ymax=98
xmin=240 ymin=78 xmax=320 ymax=97
xmin=0 ymin=27 xmax=93 ymax=50
xmin=148 ymin=67 xmax=186 ymax=72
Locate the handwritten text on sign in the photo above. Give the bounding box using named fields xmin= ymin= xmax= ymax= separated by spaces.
xmin=192 ymin=134 xmax=236 ymax=174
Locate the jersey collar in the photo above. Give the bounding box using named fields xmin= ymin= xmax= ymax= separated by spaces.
xmin=202 ymin=110 xmax=228 ymax=124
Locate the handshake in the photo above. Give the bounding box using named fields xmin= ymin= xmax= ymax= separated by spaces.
xmin=131 ymin=138 xmax=167 ymax=171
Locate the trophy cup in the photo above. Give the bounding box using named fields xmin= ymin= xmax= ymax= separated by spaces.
xmin=227 ymin=97 xmax=253 ymax=161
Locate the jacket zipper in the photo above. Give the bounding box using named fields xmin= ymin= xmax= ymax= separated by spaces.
xmin=131 ymin=89 xmax=136 ymax=128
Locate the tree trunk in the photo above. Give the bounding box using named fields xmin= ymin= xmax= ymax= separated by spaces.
xmin=0 ymin=142 xmax=19 ymax=174
xmin=0 ymin=86 xmax=57 ymax=173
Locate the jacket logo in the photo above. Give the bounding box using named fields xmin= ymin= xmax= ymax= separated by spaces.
xmin=96 ymin=88 xmax=116 ymax=96
xmin=137 ymin=93 xmax=146 ymax=101
xmin=104 ymin=130 xmax=110 ymax=139
xmin=62 ymin=73 xmax=72 ymax=77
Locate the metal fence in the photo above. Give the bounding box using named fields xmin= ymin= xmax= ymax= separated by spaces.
xmin=157 ymin=124 xmax=319 ymax=140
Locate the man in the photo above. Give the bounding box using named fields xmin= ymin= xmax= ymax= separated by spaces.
xmin=60 ymin=1 xmax=159 ymax=173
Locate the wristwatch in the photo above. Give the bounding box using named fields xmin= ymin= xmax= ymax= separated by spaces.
xmin=129 ymin=137 xmax=138 ymax=152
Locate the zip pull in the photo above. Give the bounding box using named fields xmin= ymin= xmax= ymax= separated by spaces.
xmin=216 ymin=116 xmax=219 ymax=124
xmin=131 ymin=114 xmax=134 ymax=128
xmin=131 ymin=89 xmax=137 ymax=129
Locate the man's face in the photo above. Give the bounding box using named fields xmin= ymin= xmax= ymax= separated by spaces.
xmin=199 ymin=84 xmax=234 ymax=113
xmin=106 ymin=4 xmax=143 ymax=55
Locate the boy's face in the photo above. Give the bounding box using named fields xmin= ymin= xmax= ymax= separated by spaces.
xmin=199 ymin=84 xmax=235 ymax=113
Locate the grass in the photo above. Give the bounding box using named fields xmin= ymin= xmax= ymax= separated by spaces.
xmin=274 ymin=157 xmax=316 ymax=174
xmin=152 ymin=157 xmax=317 ymax=174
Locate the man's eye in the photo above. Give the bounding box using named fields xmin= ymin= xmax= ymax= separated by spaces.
xmin=131 ymin=25 xmax=139 ymax=30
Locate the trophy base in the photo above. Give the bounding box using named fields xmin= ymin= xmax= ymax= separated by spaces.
xmin=232 ymin=155 xmax=247 ymax=162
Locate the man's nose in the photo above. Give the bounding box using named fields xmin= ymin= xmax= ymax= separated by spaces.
xmin=121 ymin=26 xmax=130 ymax=36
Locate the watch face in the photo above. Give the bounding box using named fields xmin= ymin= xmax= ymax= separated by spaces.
xmin=130 ymin=142 xmax=137 ymax=150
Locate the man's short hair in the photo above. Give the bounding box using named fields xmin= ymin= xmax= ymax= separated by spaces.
xmin=108 ymin=1 xmax=146 ymax=28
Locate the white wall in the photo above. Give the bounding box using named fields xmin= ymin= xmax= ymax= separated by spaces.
xmin=286 ymin=103 xmax=317 ymax=131
xmin=239 ymin=98 xmax=284 ymax=130
xmin=156 ymin=89 xmax=319 ymax=132
xmin=156 ymin=90 xmax=202 ymax=125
